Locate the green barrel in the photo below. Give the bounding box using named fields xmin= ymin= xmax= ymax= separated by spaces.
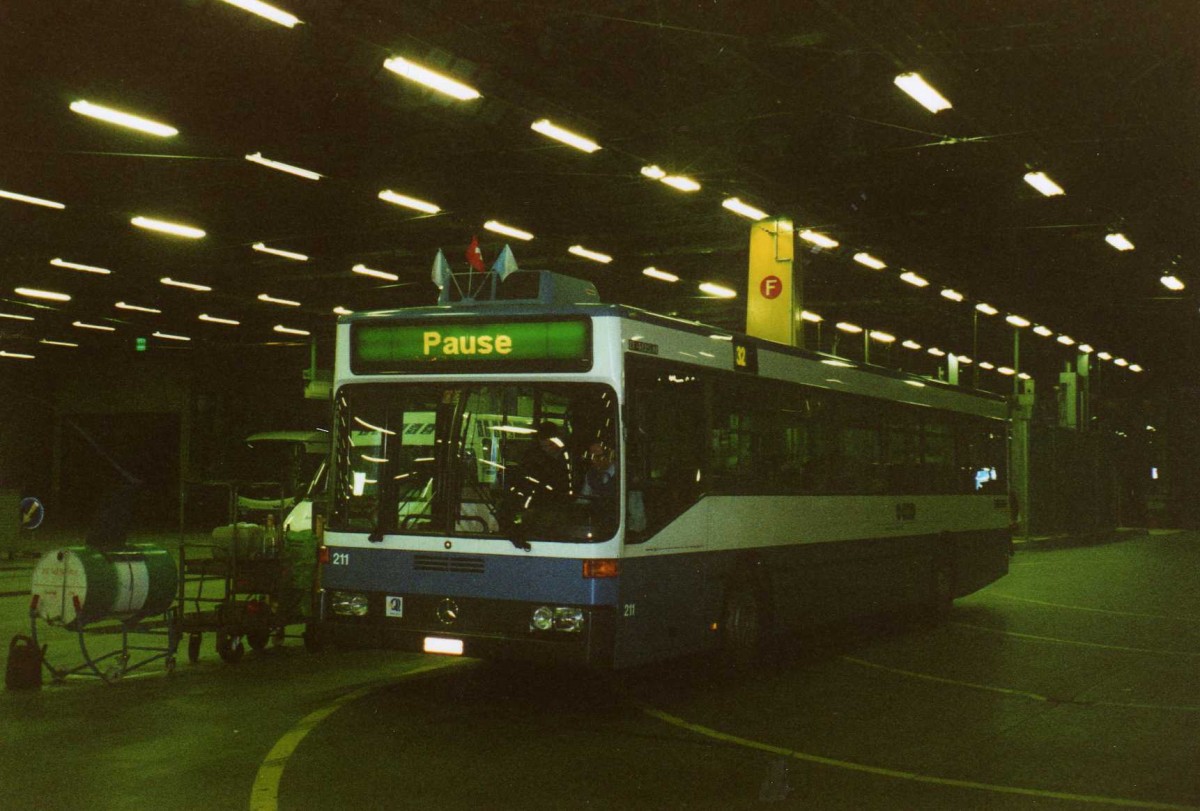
xmin=31 ymin=544 xmax=177 ymax=628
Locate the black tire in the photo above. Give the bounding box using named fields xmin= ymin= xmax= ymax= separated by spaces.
xmin=720 ymin=574 xmax=768 ymax=672
xmin=187 ymin=633 xmax=202 ymax=664
xmin=927 ymin=560 xmax=955 ymax=622
xmin=216 ymin=631 xmax=245 ymax=663
xmin=302 ymin=624 xmax=323 ymax=654
xmin=246 ymin=629 xmax=270 ymax=652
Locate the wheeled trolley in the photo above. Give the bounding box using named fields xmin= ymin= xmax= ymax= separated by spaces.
xmin=176 ymin=521 xmax=319 ymax=663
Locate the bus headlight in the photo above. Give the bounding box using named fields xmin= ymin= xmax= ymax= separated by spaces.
xmin=553 ymin=607 xmax=585 ymax=632
xmin=330 ymin=591 xmax=369 ymax=617
xmin=530 ymin=606 xmax=585 ymax=633
xmin=530 ymin=606 xmax=554 ymax=631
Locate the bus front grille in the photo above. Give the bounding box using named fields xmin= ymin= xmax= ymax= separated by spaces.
xmin=413 ymin=554 xmax=486 ymax=574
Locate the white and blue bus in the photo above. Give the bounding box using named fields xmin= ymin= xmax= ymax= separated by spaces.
xmin=315 ymin=270 xmax=1010 ymax=669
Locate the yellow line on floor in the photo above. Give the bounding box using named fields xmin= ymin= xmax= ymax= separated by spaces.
xmin=950 ymin=623 xmax=1200 ymax=656
xmin=641 ymin=705 xmax=1200 ymax=810
xmin=841 ymin=656 xmax=1200 ymax=713
xmin=248 ymin=658 xmax=471 ymax=811
xmin=985 ymin=591 xmax=1200 ymax=623
xmin=841 ymin=656 xmax=1053 ymax=702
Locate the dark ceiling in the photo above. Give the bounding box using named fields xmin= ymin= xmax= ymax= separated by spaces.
xmin=1 ymin=0 xmax=1197 ymax=386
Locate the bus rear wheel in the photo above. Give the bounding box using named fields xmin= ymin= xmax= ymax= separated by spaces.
xmin=720 ymin=576 xmax=768 ymax=672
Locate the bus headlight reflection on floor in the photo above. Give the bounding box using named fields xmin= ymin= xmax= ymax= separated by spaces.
xmin=530 ymin=606 xmax=585 ymax=633
xmin=330 ymin=591 xmax=369 ymax=617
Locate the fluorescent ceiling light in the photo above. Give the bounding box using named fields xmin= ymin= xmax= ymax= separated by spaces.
xmin=927 ymin=347 xmax=946 ymax=357
xmin=152 ymin=331 xmax=190 ymax=342
xmin=132 ymin=216 xmax=206 ymax=239
xmin=1129 ymin=364 xmax=1143 ymax=372
xmin=1056 ymin=335 xmax=1076 ymax=346
xmin=821 ymin=359 xmax=855 ymax=368
xmin=904 ymin=380 xmax=926 ymax=388
xmin=869 ymin=331 xmax=895 ymax=343
xmin=0 ymin=188 xmax=65 ymax=209
xmin=217 ymin=0 xmax=301 ymax=28
xmin=69 ymin=100 xmax=177 ymax=137
xmin=160 ymin=277 xmax=211 ymax=292
xmin=274 ymin=324 xmax=311 ymax=336
xmin=902 ymin=340 xmax=922 ymax=350
xmin=383 ymin=56 xmax=480 ymax=101
xmin=1018 ymin=372 xmax=1032 ymax=380
xmin=252 ymin=242 xmax=308 ymax=261
xmin=956 ymin=356 xmax=974 ymax=365
xmin=51 ymin=258 xmax=111 ymax=275
xmin=709 ymin=334 xmax=733 ymax=341
xmin=378 ymin=190 xmax=440 ymax=214
xmin=568 ymin=245 xmax=612 ymax=264
xmin=1160 ymin=274 xmax=1185 ymax=291
xmin=853 ymin=253 xmax=886 ymax=270
xmin=1079 ymin=344 xmax=1094 ymax=354
xmin=0 ymin=312 xmax=34 ymax=321
xmin=1105 ymin=233 xmax=1135 ymax=251
xmin=0 ymin=350 xmax=34 ymax=360
xmin=799 ymin=230 xmax=838 ymax=249
xmin=353 ymin=264 xmax=400 ymax=281
xmin=722 ymin=197 xmax=767 ymax=220
xmin=15 ymin=287 xmax=70 ymax=302
xmin=835 ymin=322 xmax=862 ymax=334
xmin=800 ymin=310 xmax=823 ymax=323
xmin=115 ymin=301 xmax=161 ymax=314
xmin=1033 ymin=325 xmax=1054 ymax=337
xmin=1023 ymin=171 xmax=1065 ymax=197
xmin=1114 ymin=358 xmax=1129 ymax=367
xmin=40 ymin=339 xmax=78 ymax=347
xmin=73 ymin=320 xmax=115 ymax=332
xmin=529 ymin=119 xmax=601 ymax=153
xmin=1005 ymin=315 xmax=1031 ymax=328
xmin=199 ymin=313 xmax=240 ymax=326
xmin=333 ymin=306 xmax=353 ymax=316
xmin=893 ymin=72 xmax=952 ymax=113
xmin=258 ymin=293 xmax=301 ymax=307
xmin=975 ymin=303 xmax=998 ymax=315
xmin=245 ymin=152 xmax=321 ymax=180
xmin=483 ymin=220 xmax=534 ymax=241
xmin=642 ymin=267 xmax=679 ymax=283
xmin=660 ymin=175 xmax=701 ymax=192
xmin=940 ymin=288 xmax=963 ymax=302
xmin=698 ymin=282 xmax=736 ymax=299
xmin=1097 ymin=351 xmax=1113 ymax=361
xmin=899 ymin=271 xmax=929 ymax=287
xmin=997 ymin=366 xmax=1016 ymax=376
xmin=979 ymin=362 xmax=996 ymax=370
xmin=640 ymin=165 xmax=666 ymax=180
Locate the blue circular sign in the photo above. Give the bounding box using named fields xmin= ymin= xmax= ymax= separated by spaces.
xmin=19 ymin=497 xmax=44 ymax=530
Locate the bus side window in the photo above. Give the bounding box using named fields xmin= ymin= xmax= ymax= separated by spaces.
xmin=626 ymin=361 xmax=706 ymax=538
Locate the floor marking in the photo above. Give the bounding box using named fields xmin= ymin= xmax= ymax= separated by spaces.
xmin=949 ymin=622 xmax=1200 ymax=657
xmin=248 ymin=658 xmax=471 ymax=811
xmin=986 ymin=591 xmax=1200 ymax=623
xmin=842 ymin=656 xmax=1053 ymax=702
xmin=842 ymin=656 xmax=1200 ymax=713
xmin=641 ymin=705 xmax=1200 ymax=810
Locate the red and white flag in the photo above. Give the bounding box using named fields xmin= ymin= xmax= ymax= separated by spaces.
xmin=466 ymin=235 xmax=485 ymax=272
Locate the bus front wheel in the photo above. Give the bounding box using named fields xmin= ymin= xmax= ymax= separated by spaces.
xmin=719 ymin=575 xmax=768 ymax=671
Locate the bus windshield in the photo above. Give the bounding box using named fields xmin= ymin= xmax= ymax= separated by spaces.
xmin=330 ymin=382 xmax=620 ymax=543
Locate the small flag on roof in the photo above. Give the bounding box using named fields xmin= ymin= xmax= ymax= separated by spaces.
xmin=466 ymin=235 xmax=485 ymax=272
xmin=491 ymin=244 xmax=518 ymax=281
xmin=431 ymin=249 xmax=451 ymax=289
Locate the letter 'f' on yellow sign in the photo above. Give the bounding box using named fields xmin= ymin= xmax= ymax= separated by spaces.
xmin=746 ymin=218 xmax=796 ymax=347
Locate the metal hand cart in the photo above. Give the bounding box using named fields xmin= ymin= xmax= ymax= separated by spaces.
xmin=176 ymin=516 xmax=320 ymax=664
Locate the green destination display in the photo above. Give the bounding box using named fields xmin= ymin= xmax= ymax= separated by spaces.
xmin=352 ymin=318 xmax=591 ymax=372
